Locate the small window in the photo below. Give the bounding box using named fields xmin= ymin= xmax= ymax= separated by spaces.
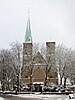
xmin=25 ymin=76 xmax=28 ymax=78
xmin=50 ymin=76 xmax=53 ymax=78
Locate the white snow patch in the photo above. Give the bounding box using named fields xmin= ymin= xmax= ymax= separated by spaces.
xmin=16 ymin=94 xmax=61 ymax=99
xmin=0 ymin=97 xmax=4 ymax=100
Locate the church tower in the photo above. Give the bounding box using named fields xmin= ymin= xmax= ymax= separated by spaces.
xmin=21 ymin=12 xmax=33 ymax=79
xmin=46 ymin=42 xmax=55 ymax=69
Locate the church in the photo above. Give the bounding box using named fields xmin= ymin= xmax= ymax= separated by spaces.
xmin=21 ymin=13 xmax=58 ymax=91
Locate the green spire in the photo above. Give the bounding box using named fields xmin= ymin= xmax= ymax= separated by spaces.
xmin=25 ymin=11 xmax=32 ymax=43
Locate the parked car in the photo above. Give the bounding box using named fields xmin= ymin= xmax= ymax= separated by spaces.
xmin=69 ymin=94 xmax=75 ymax=100
xmin=64 ymin=88 xmax=73 ymax=95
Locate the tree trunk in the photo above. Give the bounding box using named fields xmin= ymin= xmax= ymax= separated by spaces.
xmin=64 ymin=77 xmax=66 ymax=88
xmin=60 ymin=77 xmax=62 ymax=85
xmin=45 ymin=76 xmax=47 ymax=86
xmin=45 ymin=70 xmax=47 ymax=86
xmin=74 ymin=77 xmax=75 ymax=84
xmin=7 ymin=82 xmax=10 ymax=90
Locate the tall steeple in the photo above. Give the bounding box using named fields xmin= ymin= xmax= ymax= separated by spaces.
xmin=25 ymin=11 xmax=32 ymax=43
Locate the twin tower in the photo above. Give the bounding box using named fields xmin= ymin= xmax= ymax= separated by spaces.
xmin=21 ymin=13 xmax=58 ymax=89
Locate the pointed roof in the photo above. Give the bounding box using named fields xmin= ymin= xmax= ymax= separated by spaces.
xmin=25 ymin=11 xmax=32 ymax=43
xmin=33 ymin=52 xmax=46 ymax=64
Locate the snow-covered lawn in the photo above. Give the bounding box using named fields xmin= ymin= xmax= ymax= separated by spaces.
xmin=18 ymin=93 xmax=61 ymax=99
xmin=0 ymin=97 xmax=4 ymax=100
xmin=10 ymin=93 xmax=68 ymax=100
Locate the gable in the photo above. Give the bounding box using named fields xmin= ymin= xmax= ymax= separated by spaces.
xmin=33 ymin=52 xmax=46 ymax=64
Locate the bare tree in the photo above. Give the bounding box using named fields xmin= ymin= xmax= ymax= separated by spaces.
xmin=10 ymin=41 xmax=22 ymax=91
xmin=55 ymin=44 xmax=68 ymax=85
xmin=10 ymin=41 xmax=22 ymax=68
xmin=0 ymin=49 xmax=16 ymax=90
xmin=55 ymin=44 xmax=75 ymax=86
xmin=65 ymin=50 xmax=75 ymax=84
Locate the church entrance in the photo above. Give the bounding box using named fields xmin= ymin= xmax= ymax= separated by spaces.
xmin=32 ymin=67 xmax=45 ymax=92
xmin=34 ymin=84 xmax=40 ymax=92
xmin=33 ymin=82 xmax=44 ymax=92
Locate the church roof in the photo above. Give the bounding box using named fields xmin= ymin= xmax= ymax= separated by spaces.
xmin=25 ymin=12 xmax=32 ymax=43
xmin=33 ymin=51 xmax=46 ymax=65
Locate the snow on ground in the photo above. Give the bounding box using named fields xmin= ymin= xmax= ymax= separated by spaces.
xmin=10 ymin=93 xmax=68 ymax=100
xmin=0 ymin=97 xmax=4 ymax=100
xmin=18 ymin=93 xmax=61 ymax=99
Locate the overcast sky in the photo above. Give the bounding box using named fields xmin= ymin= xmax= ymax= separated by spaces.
xmin=0 ymin=0 xmax=75 ymax=49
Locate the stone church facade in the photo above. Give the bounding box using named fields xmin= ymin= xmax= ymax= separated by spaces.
xmin=21 ymin=14 xmax=58 ymax=90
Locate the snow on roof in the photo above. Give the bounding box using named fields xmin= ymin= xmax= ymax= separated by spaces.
xmin=33 ymin=82 xmax=44 ymax=84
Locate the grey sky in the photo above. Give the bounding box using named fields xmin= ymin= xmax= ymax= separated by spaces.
xmin=0 ymin=0 xmax=75 ymax=49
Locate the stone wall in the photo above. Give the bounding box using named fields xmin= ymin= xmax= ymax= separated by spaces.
xmin=46 ymin=42 xmax=55 ymax=69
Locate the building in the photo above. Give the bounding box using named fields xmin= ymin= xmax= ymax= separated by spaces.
xmin=21 ymin=13 xmax=58 ymax=91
